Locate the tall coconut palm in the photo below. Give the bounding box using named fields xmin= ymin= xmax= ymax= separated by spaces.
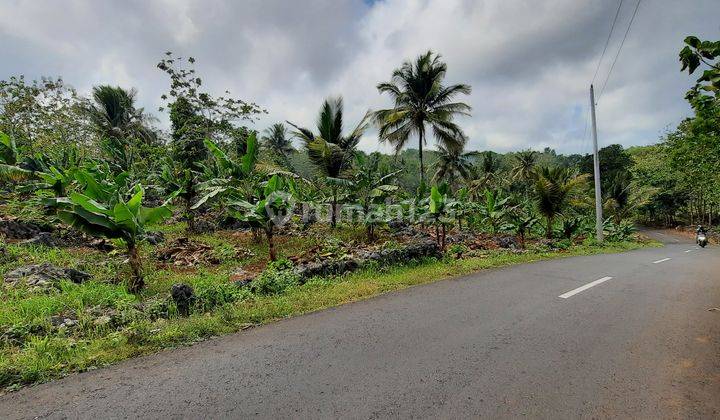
xmin=288 ymin=97 xmax=370 ymax=227
xmin=261 ymin=123 xmax=295 ymax=159
xmin=533 ymin=167 xmax=588 ymax=238
xmin=432 ymin=144 xmax=475 ymax=189
xmin=375 ymin=50 xmax=471 ymax=185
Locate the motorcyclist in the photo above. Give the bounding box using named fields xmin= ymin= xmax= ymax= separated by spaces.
xmin=696 ymin=225 xmax=707 ymax=235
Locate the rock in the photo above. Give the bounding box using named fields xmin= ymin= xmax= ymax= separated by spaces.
xmin=143 ymin=231 xmax=165 ymax=245
xmin=50 ymin=315 xmax=78 ymax=329
xmin=4 ymin=263 xmax=92 ymax=290
xmin=446 ymin=232 xmax=475 ymax=244
xmin=387 ymin=220 xmax=407 ymax=231
xmin=495 ymin=236 xmax=518 ymax=249
xmin=189 ymin=218 xmax=217 ymax=234
xmin=0 ymin=218 xmax=50 ymax=240
xmin=171 ymin=283 xmax=194 ymax=316
xmin=21 ymin=232 xmax=60 ymax=247
xmin=88 ymin=238 xmax=115 ymax=251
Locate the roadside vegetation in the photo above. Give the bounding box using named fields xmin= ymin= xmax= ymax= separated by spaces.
xmin=1 ymin=37 xmax=717 ymax=390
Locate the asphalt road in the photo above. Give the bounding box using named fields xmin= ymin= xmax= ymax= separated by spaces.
xmin=1 ymin=230 xmax=719 ymax=419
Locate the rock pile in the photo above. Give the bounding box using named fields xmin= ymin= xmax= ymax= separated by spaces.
xmin=4 ymin=263 xmax=92 ymax=290
xmin=0 ymin=218 xmax=50 ymax=240
xmin=294 ymin=239 xmax=442 ymax=282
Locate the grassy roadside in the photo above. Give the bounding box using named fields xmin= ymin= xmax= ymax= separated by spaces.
xmin=0 ymin=238 xmax=658 ymax=391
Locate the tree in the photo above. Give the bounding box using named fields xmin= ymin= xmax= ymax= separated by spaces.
xmin=679 ymin=36 xmax=720 ymax=105
xmin=432 ymin=144 xmax=474 ymax=189
xmin=533 ymin=167 xmax=588 ymax=238
xmin=261 ymin=123 xmax=295 ymax=161
xmin=158 ymin=53 xmax=265 ymax=231
xmin=54 ymin=174 xmax=172 ymax=293
xmin=579 ymin=144 xmax=631 ymax=188
xmin=0 ymin=76 xmax=93 ymax=161
xmin=511 ymin=150 xmax=538 ymax=183
xmin=375 ymin=50 xmax=471 ymax=184
xmin=86 ymin=85 xmax=157 ymax=173
xmin=469 ymin=151 xmax=502 ymax=198
xmin=288 ymin=97 xmax=370 ymax=227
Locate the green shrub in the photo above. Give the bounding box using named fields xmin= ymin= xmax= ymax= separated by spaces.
xmin=447 ymin=243 xmax=468 ymax=258
xmin=604 ymin=220 xmax=636 ymax=242
xmin=555 ymin=239 xmax=572 ymax=250
xmin=250 ymin=259 xmax=300 ymax=296
xmin=193 ymin=280 xmax=252 ymax=312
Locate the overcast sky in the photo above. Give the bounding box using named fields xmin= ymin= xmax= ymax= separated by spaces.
xmin=1 ymin=0 xmax=718 ymax=154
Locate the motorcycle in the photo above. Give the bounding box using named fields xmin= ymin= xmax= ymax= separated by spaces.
xmin=697 ymin=231 xmax=708 ymax=248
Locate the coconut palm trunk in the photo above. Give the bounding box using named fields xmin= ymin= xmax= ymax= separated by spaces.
xmin=418 ymin=126 xmax=425 ymax=185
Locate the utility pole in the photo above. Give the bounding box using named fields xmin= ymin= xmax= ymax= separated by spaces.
xmin=590 ymin=84 xmax=604 ymax=242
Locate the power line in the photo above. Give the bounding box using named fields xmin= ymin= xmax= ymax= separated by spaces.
xmin=579 ymin=0 xmax=623 ymax=155
xmin=597 ymin=0 xmax=642 ymax=103
xmin=591 ymin=0 xmax=624 ymax=85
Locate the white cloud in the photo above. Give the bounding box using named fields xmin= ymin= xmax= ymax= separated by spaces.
xmin=1 ymin=0 xmax=717 ymax=154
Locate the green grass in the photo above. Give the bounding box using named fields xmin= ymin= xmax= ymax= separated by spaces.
xmin=0 ymin=235 xmax=657 ymax=391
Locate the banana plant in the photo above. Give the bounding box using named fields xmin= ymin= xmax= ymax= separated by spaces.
xmin=225 ymin=174 xmax=295 ymax=261
xmin=0 ymin=130 xmax=33 ymax=183
xmin=428 ymin=183 xmax=450 ymax=250
xmin=345 ymin=154 xmax=400 ymax=241
xmin=156 ymin=159 xmax=200 ymax=232
xmin=54 ymin=173 xmax=173 ymax=293
xmin=445 ymin=187 xmax=474 ymax=231
xmin=506 ymin=208 xmax=537 ymax=249
xmin=480 ymin=189 xmax=511 ymax=233
xmin=193 ymin=133 xmax=260 ymax=208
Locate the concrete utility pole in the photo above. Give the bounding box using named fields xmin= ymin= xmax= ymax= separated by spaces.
xmin=590 ymin=84 xmax=604 ymax=242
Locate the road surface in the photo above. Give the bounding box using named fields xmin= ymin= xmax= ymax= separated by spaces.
xmin=1 ymin=230 xmax=719 ymax=419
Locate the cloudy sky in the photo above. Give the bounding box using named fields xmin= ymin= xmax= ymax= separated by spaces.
xmin=1 ymin=0 xmax=718 ymax=154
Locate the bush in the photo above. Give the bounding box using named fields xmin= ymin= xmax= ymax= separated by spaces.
xmin=447 ymin=243 xmax=468 ymax=259
xmin=604 ymin=220 xmax=635 ymax=242
xmin=555 ymin=239 xmax=572 ymax=250
xmin=250 ymin=259 xmax=300 ymax=296
xmin=192 ymin=280 xmax=251 ymax=312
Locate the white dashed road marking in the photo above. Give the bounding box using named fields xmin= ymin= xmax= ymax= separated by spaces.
xmin=559 ymin=277 xmax=613 ymax=299
xmin=653 ymin=258 xmax=671 ymax=264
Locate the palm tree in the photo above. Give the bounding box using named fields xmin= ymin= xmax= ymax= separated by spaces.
xmin=432 ymin=144 xmax=475 ymax=189
xmin=87 ymin=85 xmax=155 ymax=171
xmin=375 ymin=50 xmax=471 ymax=185
xmin=288 ymin=97 xmax=370 ymax=227
xmin=261 ymin=123 xmax=295 ymax=159
xmin=468 ymin=151 xmax=501 ymax=199
xmin=87 ymin=85 xmax=153 ymax=141
xmin=512 ymin=150 xmax=538 ymax=182
xmin=533 ymin=167 xmax=588 ymax=238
